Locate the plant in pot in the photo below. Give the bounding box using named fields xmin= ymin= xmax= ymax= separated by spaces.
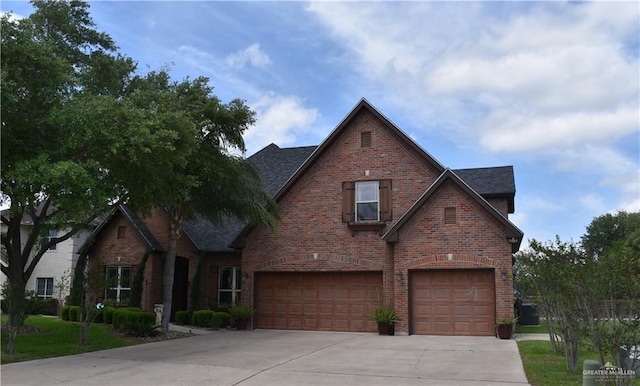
xmin=496 ymin=315 xmax=518 ymax=339
xmin=229 ymin=304 xmax=255 ymax=330
xmin=370 ymin=305 xmax=398 ymax=335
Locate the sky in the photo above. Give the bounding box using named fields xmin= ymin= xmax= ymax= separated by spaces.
xmin=3 ymin=1 xmax=639 ymax=249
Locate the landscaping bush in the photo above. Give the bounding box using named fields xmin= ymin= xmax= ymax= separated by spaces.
xmin=68 ymin=306 xmax=81 ymax=321
xmin=91 ymin=308 xmax=104 ymax=323
xmin=212 ymin=312 xmax=231 ymax=328
xmin=112 ymin=308 xmax=142 ymax=329
xmin=61 ymin=305 xmax=71 ymax=321
xmin=192 ymin=310 xmax=215 ymax=328
xmin=103 ymin=306 xmax=116 ymax=324
xmin=26 ymin=298 xmax=59 ymax=316
xmin=175 ymin=310 xmax=190 ymax=325
xmin=112 ymin=309 xmax=157 ymax=337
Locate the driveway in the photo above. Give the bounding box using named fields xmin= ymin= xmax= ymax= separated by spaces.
xmin=1 ymin=329 xmax=529 ymax=385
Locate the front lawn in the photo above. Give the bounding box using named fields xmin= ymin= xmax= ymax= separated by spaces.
xmin=516 ymin=320 xmax=548 ymax=334
xmin=1 ymin=315 xmax=135 ymax=364
xmin=518 ymin=340 xmax=639 ymax=386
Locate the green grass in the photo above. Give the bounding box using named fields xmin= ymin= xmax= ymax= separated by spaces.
xmin=516 ymin=320 xmax=548 ymax=334
xmin=518 ymin=340 xmax=639 ymax=386
xmin=1 ymin=315 xmax=135 ymax=364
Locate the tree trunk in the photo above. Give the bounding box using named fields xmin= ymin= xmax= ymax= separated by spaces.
xmin=161 ymin=219 xmax=181 ymax=333
xmin=4 ymin=279 xmax=28 ymax=355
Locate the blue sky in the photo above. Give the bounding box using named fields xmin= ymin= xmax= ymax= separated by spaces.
xmin=4 ymin=1 xmax=639 ymax=249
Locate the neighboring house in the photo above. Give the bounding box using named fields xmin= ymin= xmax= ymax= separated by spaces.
xmin=88 ymin=99 xmax=523 ymax=336
xmin=0 ymin=213 xmax=92 ymax=303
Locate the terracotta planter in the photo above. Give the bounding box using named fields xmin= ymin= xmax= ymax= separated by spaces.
xmin=496 ymin=324 xmax=514 ymax=339
xmin=377 ymin=322 xmax=395 ymax=335
xmin=235 ymin=319 xmax=249 ymax=330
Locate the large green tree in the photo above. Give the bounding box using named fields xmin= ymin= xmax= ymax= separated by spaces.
xmin=0 ymin=1 xmax=182 ymax=354
xmin=124 ymin=71 xmax=278 ymax=332
xmin=581 ymin=211 xmax=640 ymax=258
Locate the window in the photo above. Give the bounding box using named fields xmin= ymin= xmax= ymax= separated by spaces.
xmin=342 ymin=179 xmax=392 ymax=223
xmin=106 ymin=266 xmax=132 ymax=303
xmin=117 ymin=226 xmax=127 ymax=239
xmin=361 ymin=131 xmax=372 ymax=147
xmin=356 ymin=181 xmax=379 ymax=221
xmin=218 ymin=267 xmax=241 ymax=306
xmin=47 ymin=229 xmax=58 ymax=251
xmin=36 ymin=277 xmax=54 ymax=299
xmin=444 ymin=207 xmax=457 ymax=225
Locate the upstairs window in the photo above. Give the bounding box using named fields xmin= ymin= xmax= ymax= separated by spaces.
xmin=356 ymin=181 xmax=379 ymax=221
xmin=342 ymin=179 xmax=392 ymax=223
xmin=47 ymin=229 xmax=58 ymax=251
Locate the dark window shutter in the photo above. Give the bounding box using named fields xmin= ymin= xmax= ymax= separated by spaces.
xmin=342 ymin=181 xmax=355 ymax=222
xmin=379 ymin=179 xmax=392 ymax=221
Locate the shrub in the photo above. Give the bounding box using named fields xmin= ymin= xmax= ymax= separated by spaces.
xmin=212 ymin=312 xmax=231 ymax=328
xmin=112 ymin=308 xmax=142 ymax=329
xmin=175 ymin=310 xmax=190 ymax=325
xmin=192 ymin=310 xmax=215 ymax=328
xmin=103 ymin=306 xmax=116 ymax=324
xmin=228 ymin=304 xmax=255 ymax=322
xmin=26 ymin=298 xmax=59 ymax=315
xmin=120 ymin=311 xmax=157 ymax=337
xmin=68 ymin=306 xmax=81 ymax=321
xmin=61 ymin=305 xmax=71 ymax=321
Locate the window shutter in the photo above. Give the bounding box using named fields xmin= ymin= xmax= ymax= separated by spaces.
xmin=342 ymin=181 xmax=355 ymax=222
xmin=379 ymin=179 xmax=392 ymax=221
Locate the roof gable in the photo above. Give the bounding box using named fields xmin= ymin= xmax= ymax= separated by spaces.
xmin=382 ymin=169 xmax=523 ymax=252
xmin=274 ymin=98 xmax=446 ymax=201
xmin=90 ymin=205 xmax=164 ymax=252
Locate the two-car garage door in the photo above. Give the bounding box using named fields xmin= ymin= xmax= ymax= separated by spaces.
xmin=256 ymin=272 xmax=381 ymax=332
xmin=411 ymin=269 xmax=495 ymax=336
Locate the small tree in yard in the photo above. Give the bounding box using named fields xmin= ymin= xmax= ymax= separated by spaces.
xmin=53 ymin=269 xmax=71 ymax=317
xmin=518 ymin=238 xmax=586 ymax=373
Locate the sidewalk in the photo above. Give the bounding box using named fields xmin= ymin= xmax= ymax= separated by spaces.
xmin=515 ymin=333 xmax=551 ymax=341
xmin=168 ymin=323 xmax=215 ymax=335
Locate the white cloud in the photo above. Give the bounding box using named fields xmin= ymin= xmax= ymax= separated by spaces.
xmin=245 ymin=94 xmax=319 ymax=153
xmin=225 ymin=43 xmax=271 ymax=70
xmin=579 ymin=193 xmax=606 ymax=213
xmin=308 ymin=2 xmax=639 ymax=153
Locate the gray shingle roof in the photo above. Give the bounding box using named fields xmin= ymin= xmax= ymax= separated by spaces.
xmin=185 ymin=145 xmax=517 ymax=252
xmin=453 ymin=166 xmax=515 ymax=195
xmin=183 ymin=144 xmax=316 ymax=251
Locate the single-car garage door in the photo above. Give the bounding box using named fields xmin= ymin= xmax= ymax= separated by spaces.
xmin=411 ymin=269 xmax=495 ymax=336
xmin=256 ymin=272 xmax=382 ymax=332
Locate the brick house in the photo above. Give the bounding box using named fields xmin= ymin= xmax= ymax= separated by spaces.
xmin=88 ymin=99 xmax=522 ymax=335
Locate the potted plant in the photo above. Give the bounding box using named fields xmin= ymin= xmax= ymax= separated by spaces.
xmin=370 ymin=305 xmax=398 ymax=335
xmin=228 ymin=304 xmax=255 ymax=330
xmin=496 ymin=315 xmax=518 ymax=339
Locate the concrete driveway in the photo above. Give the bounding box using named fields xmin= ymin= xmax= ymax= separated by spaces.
xmin=1 ymin=329 xmax=529 ymax=386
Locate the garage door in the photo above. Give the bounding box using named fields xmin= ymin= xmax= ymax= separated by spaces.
xmin=256 ymin=272 xmax=382 ymax=332
xmin=411 ymin=269 xmax=495 ymax=336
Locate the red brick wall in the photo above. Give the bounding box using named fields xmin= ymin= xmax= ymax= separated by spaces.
xmin=242 ymin=108 xmax=516 ymax=334
xmin=242 ymin=109 xmax=441 ymax=325
xmin=89 ymin=208 xmax=231 ymax=313
xmin=392 ymin=180 xmax=514 ymax=333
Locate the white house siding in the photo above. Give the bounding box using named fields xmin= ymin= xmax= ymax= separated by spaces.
xmin=0 ymin=225 xmax=90 ymax=304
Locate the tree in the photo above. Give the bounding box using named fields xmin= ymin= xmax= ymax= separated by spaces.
xmin=124 ymin=71 xmax=278 ymax=332
xmin=581 ymin=211 xmax=640 ymax=258
xmin=518 ymin=237 xmax=586 ymax=373
xmin=0 ymin=1 xmax=180 ymax=354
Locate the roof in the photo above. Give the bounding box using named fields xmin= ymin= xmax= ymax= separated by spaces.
xmin=453 ymin=166 xmax=516 ymax=213
xmin=182 ymin=144 xmax=316 ymax=251
xmin=89 ymin=205 xmax=164 ymax=252
xmin=382 ymin=169 xmax=524 ymax=252
xmin=274 ymin=98 xmax=446 ymax=201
